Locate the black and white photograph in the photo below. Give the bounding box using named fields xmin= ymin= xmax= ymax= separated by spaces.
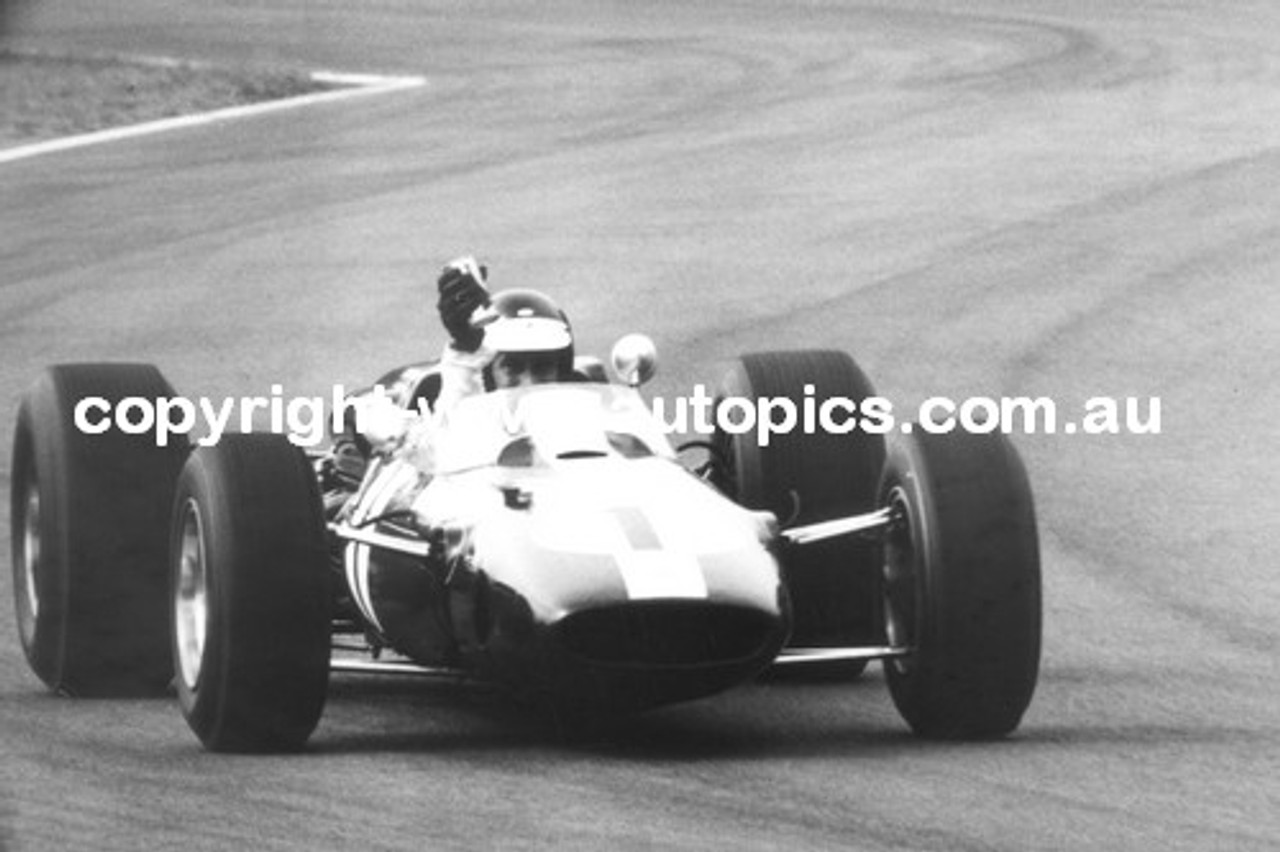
xmin=1 ymin=1 xmax=1276 ymax=849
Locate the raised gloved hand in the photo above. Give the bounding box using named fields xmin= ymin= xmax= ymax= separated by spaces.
xmin=437 ymin=257 xmax=490 ymax=352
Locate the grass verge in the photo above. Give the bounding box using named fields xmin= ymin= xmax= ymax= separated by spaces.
xmin=0 ymin=49 xmax=339 ymax=148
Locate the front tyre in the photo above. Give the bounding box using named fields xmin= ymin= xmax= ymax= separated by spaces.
xmin=11 ymin=364 xmax=188 ymax=696
xmin=172 ymin=433 xmax=331 ymax=753
xmin=879 ymin=429 xmax=1041 ymax=739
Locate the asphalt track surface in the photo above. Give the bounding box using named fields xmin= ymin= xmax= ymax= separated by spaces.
xmin=1 ymin=2 xmax=1277 ymax=850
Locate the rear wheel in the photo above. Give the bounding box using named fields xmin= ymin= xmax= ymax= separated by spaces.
xmin=11 ymin=364 xmax=188 ymax=696
xmin=713 ymin=350 xmax=886 ymax=650
xmin=879 ymin=429 xmax=1041 ymax=739
xmin=172 ymin=433 xmax=332 ymax=753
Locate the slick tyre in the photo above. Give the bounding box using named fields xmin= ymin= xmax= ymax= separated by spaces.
xmin=879 ymin=429 xmax=1041 ymax=739
xmin=714 ymin=350 xmax=885 ymax=649
xmin=172 ymin=433 xmax=331 ymax=753
xmin=11 ymin=364 xmax=188 ymax=696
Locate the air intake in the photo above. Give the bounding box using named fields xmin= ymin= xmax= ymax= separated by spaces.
xmin=557 ymin=603 xmax=777 ymax=667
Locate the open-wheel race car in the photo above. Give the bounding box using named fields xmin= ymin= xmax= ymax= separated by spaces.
xmin=10 ymin=338 xmax=1041 ymax=752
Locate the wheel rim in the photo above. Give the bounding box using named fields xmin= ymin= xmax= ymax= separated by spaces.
xmin=882 ymin=486 xmax=918 ymax=674
xmin=15 ymin=479 xmax=41 ymax=650
xmin=175 ymin=499 xmax=208 ymax=691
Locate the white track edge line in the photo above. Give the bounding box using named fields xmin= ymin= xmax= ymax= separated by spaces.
xmin=0 ymin=71 xmax=426 ymax=166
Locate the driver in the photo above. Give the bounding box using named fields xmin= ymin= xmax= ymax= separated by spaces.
xmin=434 ymin=256 xmax=574 ymax=411
xmin=332 ymin=257 xmax=574 ymax=480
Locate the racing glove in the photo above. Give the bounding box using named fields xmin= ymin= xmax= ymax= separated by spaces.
xmin=437 ymin=257 xmax=490 ymax=352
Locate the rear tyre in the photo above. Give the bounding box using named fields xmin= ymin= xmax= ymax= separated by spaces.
xmin=172 ymin=433 xmax=331 ymax=753
xmin=713 ymin=350 xmax=886 ymax=648
xmin=879 ymin=429 xmax=1041 ymax=739
xmin=11 ymin=364 xmax=188 ymax=696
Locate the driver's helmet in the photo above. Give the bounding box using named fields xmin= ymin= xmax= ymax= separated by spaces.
xmin=483 ymin=289 xmax=574 ymax=389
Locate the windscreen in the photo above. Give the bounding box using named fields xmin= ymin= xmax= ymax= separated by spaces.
xmin=431 ymin=384 xmax=674 ymax=474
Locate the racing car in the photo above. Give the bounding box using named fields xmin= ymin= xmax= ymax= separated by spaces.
xmin=10 ymin=339 xmax=1041 ymax=752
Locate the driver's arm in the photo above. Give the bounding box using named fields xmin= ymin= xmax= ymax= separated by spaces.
xmin=434 ymin=344 xmax=492 ymax=418
xmin=435 ymin=257 xmax=493 ymax=418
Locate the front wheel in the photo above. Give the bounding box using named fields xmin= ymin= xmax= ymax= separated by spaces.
xmin=11 ymin=364 xmax=188 ymax=696
xmin=171 ymin=433 xmax=332 ymax=752
xmin=879 ymin=429 xmax=1041 ymax=739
